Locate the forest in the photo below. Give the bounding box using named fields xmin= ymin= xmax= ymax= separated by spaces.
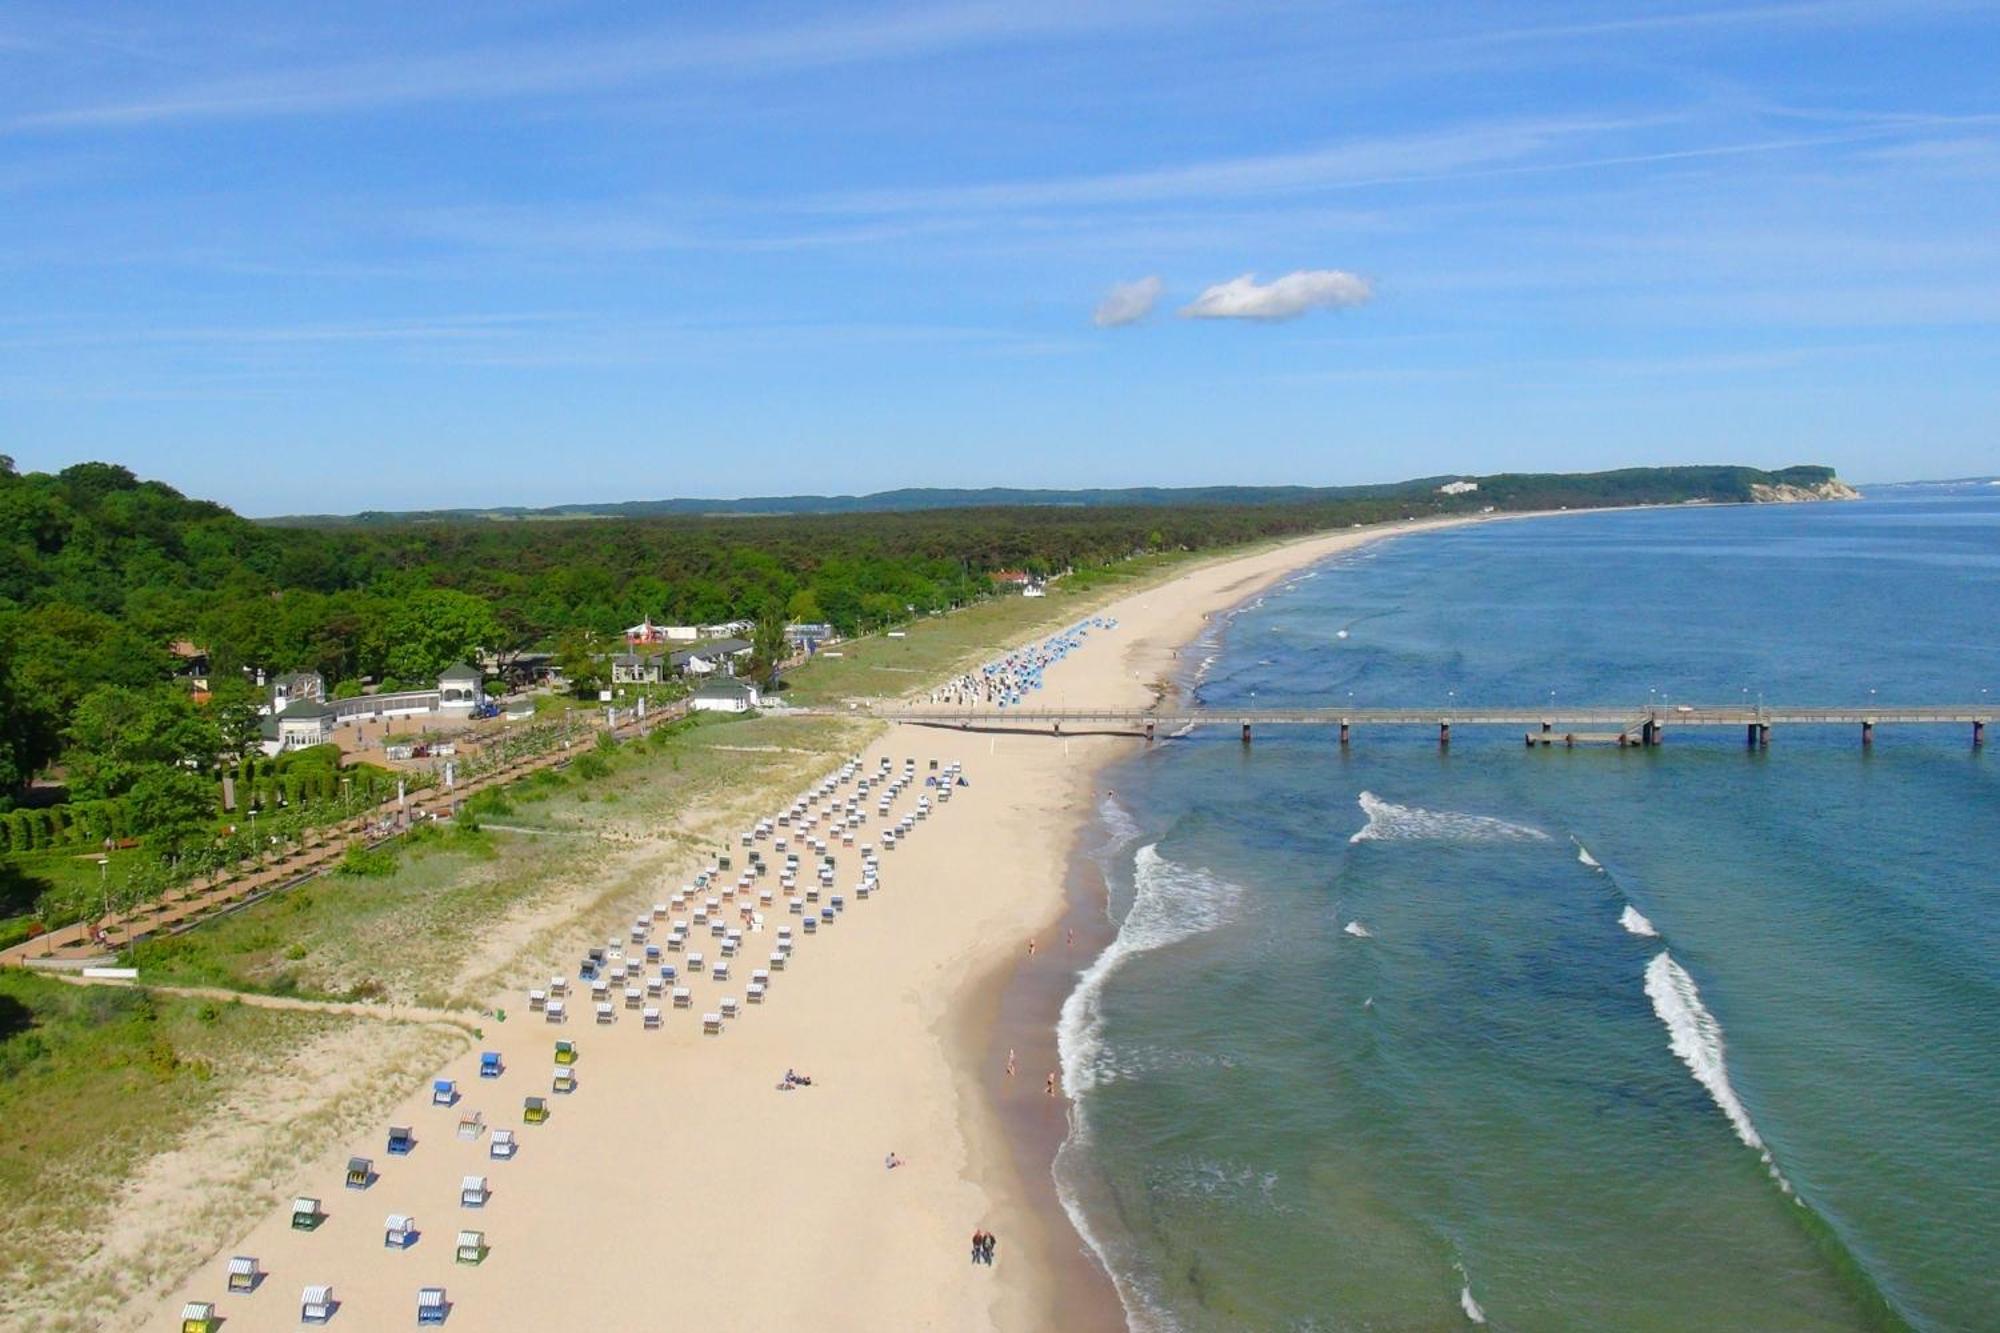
xmin=0 ymin=456 xmax=1842 ymax=823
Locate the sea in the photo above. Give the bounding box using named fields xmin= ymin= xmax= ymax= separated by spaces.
xmin=1053 ymin=488 xmax=2000 ymax=1332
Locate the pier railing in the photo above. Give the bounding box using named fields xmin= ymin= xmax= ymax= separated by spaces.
xmin=864 ymin=704 xmax=1989 ymax=747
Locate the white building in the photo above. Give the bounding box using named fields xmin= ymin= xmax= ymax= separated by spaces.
xmin=1437 ymin=480 xmax=1480 ymax=496
xmin=690 ymin=678 xmax=761 ymax=714
xmin=437 ymin=663 xmax=486 ymax=710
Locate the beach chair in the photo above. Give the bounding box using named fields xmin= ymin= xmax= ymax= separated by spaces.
xmin=645 ymin=976 xmax=664 ymax=997
xmin=594 ymin=1001 xmax=615 ymax=1025
xmin=292 ymin=1196 xmax=324 ymax=1231
xmin=589 ymin=979 xmax=610 ymax=1003
xmin=527 ymin=988 xmax=546 ymax=1012
xmin=768 ymin=950 xmax=785 ymax=971
xmin=788 ymin=896 xmax=804 ymax=915
xmin=855 ymin=881 xmax=870 ymax=899
xmin=226 ymin=1255 xmax=261 ymax=1293
xmin=180 ymin=1300 xmax=217 ymax=1333
xmin=545 ymin=999 xmax=566 ymax=1024
xmin=479 ymin=1051 xmax=503 ymax=1078
xmin=523 ymin=1095 xmax=548 ymax=1124
xmin=387 ymin=1123 xmax=415 ymax=1155
xmin=456 ymin=1110 xmax=484 ymax=1141
xmin=300 ymin=1285 xmax=335 ymax=1325
xmin=820 ymin=907 xmax=836 ymax=926
xmin=713 ymin=962 xmax=730 ymax=983
xmin=553 ymin=1066 xmax=576 ymax=1094
xmin=643 ymin=1005 xmax=662 ymax=1029
xmin=653 ymin=901 xmax=668 ymax=919
xmin=747 ymin=982 xmax=766 ymax=1004
xmin=759 ymin=889 xmax=775 ymax=907
xmin=645 ymin=944 xmax=662 ymax=964
xmin=709 ymin=918 xmax=727 ymax=938
xmin=548 ymin=975 xmax=567 ymax=996
xmin=702 ymin=1012 xmax=722 ymax=1035
xmin=719 ymin=996 xmax=739 ymax=1019
xmin=801 ymin=917 xmax=817 ymax=935
xmin=622 ymin=986 xmax=640 ymax=1009
xmin=460 ymin=1175 xmax=489 ymax=1208
xmin=752 ymin=968 xmax=770 ymax=988
xmin=687 ymin=952 xmax=705 ymax=974
xmin=554 ymin=1038 xmax=577 ymax=1065
xmin=608 ymin=963 xmax=627 ymax=983
xmin=672 ymin=985 xmax=692 ymax=1008
xmin=719 ymin=936 xmax=737 ymax=958
xmin=659 ymin=964 xmax=677 ymax=985
xmin=455 ymin=1229 xmax=488 ymax=1265
xmin=830 ymin=894 xmax=845 ymax=913
xmin=418 ymin=1285 xmax=449 ymax=1325
xmin=432 ymin=1078 xmax=456 ymax=1108
xmin=343 ymin=1155 xmax=373 ymax=1190
xmin=385 ymin=1213 xmax=417 ymax=1248
xmin=490 ymin=1129 xmax=517 ymax=1161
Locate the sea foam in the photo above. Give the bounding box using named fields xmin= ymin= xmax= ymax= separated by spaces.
xmin=1054 ymin=845 xmax=1243 ymax=1333
xmin=1343 ymin=921 xmax=1372 ymax=938
xmin=1619 ymin=905 xmax=1658 ymax=937
xmin=1460 ymin=1287 xmax=1487 ymax=1324
xmin=1058 ymin=844 xmax=1241 ymax=1096
xmin=1644 ymin=952 xmax=1789 ymax=1191
xmin=1350 ymin=792 xmax=1550 ymax=844
xmin=1576 ymin=842 xmax=1602 ymax=869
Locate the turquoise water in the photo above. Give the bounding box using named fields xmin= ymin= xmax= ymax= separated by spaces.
xmin=1056 ymin=493 xmax=2000 ymax=1332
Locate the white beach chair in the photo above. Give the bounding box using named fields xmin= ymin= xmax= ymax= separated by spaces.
xmin=624 ymin=987 xmax=642 ymax=1009
xmin=643 ymin=1006 xmax=662 ymax=1029
xmin=712 ymin=962 xmax=730 ymax=983
xmin=528 ymin=988 xmax=547 ymax=1011
xmin=460 ymin=1175 xmax=489 ymax=1208
xmin=300 ymin=1284 xmax=335 ymax=1324
xmin=687 ymin=952 xmax=705 ymax=974
xmin=701 ymin=1012 xmax=722 ymax=1035
xmin=418 ymin=1286 xmax=448 ymax=1325
xmin=719 ymin=996 xmax=739 ymax=1018
xmin=385 ymin=1213 xmax=416 ymax=1248
xmin=747 ymin=982 xmax=766 ymax=1004
xmin=490 ymin=1129 xmax=516 ymax=1161
xmin=546 ymin=999 xmax=566 ymax=1024
xmin=673 ymin=986 xmax=692 ymax=1008
xmin=594 ymin=1001 xmax=615 ymax=1024
xmin=768 ymin=950 xmax=786 ymax=971
xmin=226 ymin=1255 xmax=260 ymax=1293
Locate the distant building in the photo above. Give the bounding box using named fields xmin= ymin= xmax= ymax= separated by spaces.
xmin=690 ymin=677 xmax=760 ymax=714
xmin=168 ymin=640 xmax=211 ymax=691
xmin=1021 ymin=583 xmax=1046 ymax=598
xmin=258 ymin=699 xmax=334 ymax=755
xmin=671 ymin=637 xmax=754 ymax=676
xmin=991 ymin=570 xmax=1032 ymax=586
xmin=700 ymin=620 xmax=754 ymax=639
xmin=269 ymin=671 xmax=326 ymax=711
xmin=1437 ymin=480 xmax=1480 ymax=496
xmin=610 ymin=651 xmax=669 ymax=685
xmin=437 ymin=663 xmax=486 ymax=710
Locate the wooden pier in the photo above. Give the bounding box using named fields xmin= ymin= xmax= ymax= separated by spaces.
xmin=868 ymin=704 xmax=1990 ymax=749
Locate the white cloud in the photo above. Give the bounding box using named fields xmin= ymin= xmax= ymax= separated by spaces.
xmin=1180 ymin=270 xmax=1373 ymax=321
xmin=1093 ymin=275 xmax=1162 ymax=327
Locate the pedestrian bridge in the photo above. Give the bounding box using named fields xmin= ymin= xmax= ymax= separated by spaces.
xmin=866 ymin=704 xmax=1990 ymax=748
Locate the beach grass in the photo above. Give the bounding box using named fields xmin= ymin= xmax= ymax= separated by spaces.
xmin=122 ymin=711 xmax=873 ymax=1007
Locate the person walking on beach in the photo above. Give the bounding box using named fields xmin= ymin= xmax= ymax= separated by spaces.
xmin=1006 ymin=1048 xmax=1016 ymax=1077
xmin=971 ymin=1228 xmax=986 ymax=1264
xmin=983 ymin=1231 xmax=998 ymax=1265
xmin=1045 ymin=1072 xmax=1058 ymax=1098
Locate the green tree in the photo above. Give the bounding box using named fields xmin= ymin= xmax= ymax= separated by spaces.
xmin=205 ymin=676 xmax=266 ymax=758
xmin=747 ymin=601 xmax=787 ymax=689
xmin=64 ymin=684 xmax=222 ymax=800
xmin=554 ymin=629 xmax=608 ymax=699
xmin=381 ymin=588 xmax=501 ymax=683
xmin=125 ymin=767 xmax=216 ymax=858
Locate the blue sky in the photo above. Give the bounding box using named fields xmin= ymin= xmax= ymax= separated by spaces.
xmin=3 ymin=1 xmax=1997 ymax=513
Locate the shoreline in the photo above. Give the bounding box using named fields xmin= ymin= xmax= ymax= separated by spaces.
xmin=958 ymin=509 xmax=1552 ymax=1329
xmin=130 ymin=507 xmax=1565 ymax=1333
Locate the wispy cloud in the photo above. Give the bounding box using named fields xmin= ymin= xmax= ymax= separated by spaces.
xmin=9 ymin=2 xmax=1177 ymax=131
xmin=1181 ymin=270 xmax=1373 ymax=321
xmin=1093 ymin=275 xmax=1162 ymax=327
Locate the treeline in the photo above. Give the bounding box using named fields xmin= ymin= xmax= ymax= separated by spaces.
xmin=0 ymin=455 xmax=1843 ymax=812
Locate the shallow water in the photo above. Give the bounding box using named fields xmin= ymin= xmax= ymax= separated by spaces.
xmin=1057 ymin=492 xmax=2000 ymax=1331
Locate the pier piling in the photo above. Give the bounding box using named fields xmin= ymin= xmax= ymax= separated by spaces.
xmin=1862 ymin=719 xmax=1875 ymax=747
xmin=1747 ymin=722 xmax=1759 ymax=748
xmin=1975 ymin=720 xmax=1985 ymax=747
xmin=1439 ymin=720 xmax=1451 ymax=749
xmin=1241 ymin=721 xmax=1251 ymax=746
xmin=1339 ymin=720 xmax=1350 ymax=746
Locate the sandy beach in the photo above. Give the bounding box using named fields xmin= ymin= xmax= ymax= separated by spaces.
xmin=139 ymin=514 xmax=1493 ymax=1332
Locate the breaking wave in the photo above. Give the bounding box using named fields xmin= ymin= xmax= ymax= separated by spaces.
xmin=1349 ymin=792 xmax=1550 ymax=844
xmin=1343 ymin=921 xmax=1372 ymax=938
xmin=1094 ymin=793 xmax=1145 ymax=860
xmin=1460 ymin=1286 xmax=1487 ymax=1324
xmin=1576 ymin=842 xmax=1601 ymax=869
xmin=1644 ymin=951 xmax=1789 ymax=1191
xmin=1619 ymin=905 xmax=1659 ymax=937
xmin=1059 ymin=844 xmax=1241 ymax=1096
xmin=1055 ymin=844 xmax=1244 ymax=1332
